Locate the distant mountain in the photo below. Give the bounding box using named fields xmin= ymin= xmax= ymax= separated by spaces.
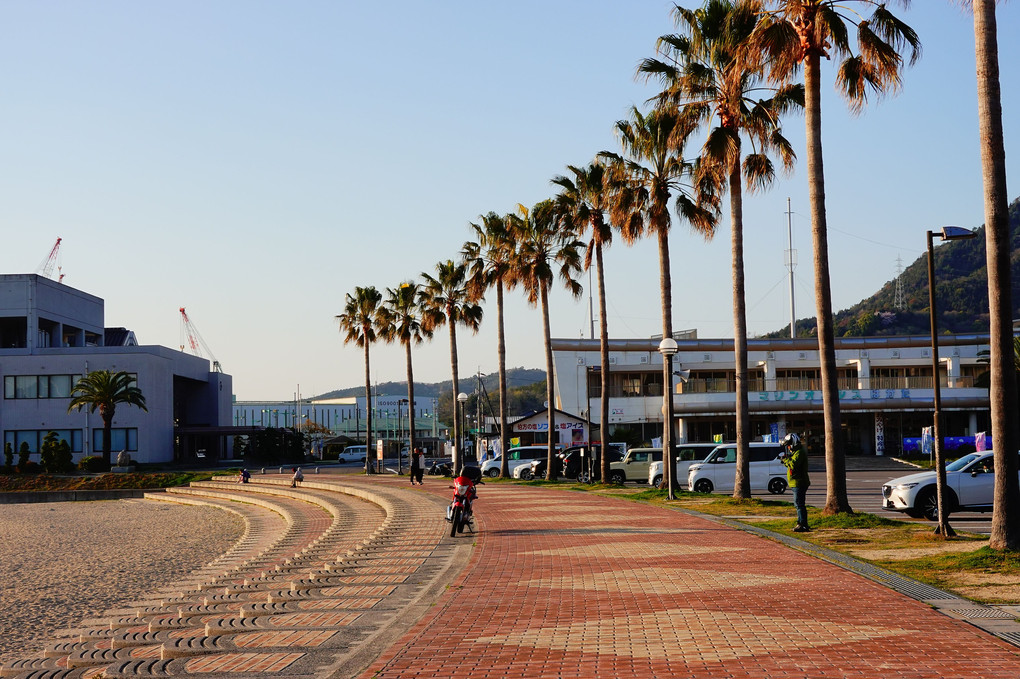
xmin=315 ymin=367 xmax=546 ymax=400
xmin=764 ymin=196 xmax=1020 ymax=338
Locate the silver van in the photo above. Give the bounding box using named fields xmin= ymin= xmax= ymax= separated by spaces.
xmin=687 ymin=442 xmax=788 ymax=494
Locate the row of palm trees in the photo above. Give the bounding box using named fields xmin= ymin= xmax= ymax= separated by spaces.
xmin=336 ymin=1 xmax=1018 ymax=549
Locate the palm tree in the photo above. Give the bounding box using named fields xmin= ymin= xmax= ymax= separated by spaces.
xmin=463 ymin=212 xmax=519 ymax=479
xmin=379 ymin=280 xmax=432 ymax=472
xmin=967 ymin=0 xmax=1020 ymax=550
xmin=755 ymin=0 xmax=920 ymax=515
xmin=336 ymin=286 xmax=383 ymax=473
xmin=421 ymin=260 xmax=483 ymax=473
xmin=552 ymin=162 xmax=617 ymax=484
xmin=600 ymin=106 xmax=717 ymax=491
xmin=641 ymin=0 xmax=801 ymax=499
xmin=511 ymin=199 xmax=584 ymax=480
xmin=67 ymin=370 xmax=148 ymax=469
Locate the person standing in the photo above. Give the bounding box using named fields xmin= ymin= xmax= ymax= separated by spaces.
xmin=413 ymin=448 xmax=426 ymax=485
xmin=781 ymin=433 xmax=810 ymax=532
xmin=409 ymin=447 xmax=420 ymax=485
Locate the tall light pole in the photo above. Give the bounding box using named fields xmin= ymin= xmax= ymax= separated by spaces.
xmin=658 ymin=337 xmax=678 ymax=500
xmin=927 ymin=225 xmax=976 ymax=537
xmin=456 ymin=392 xmax=468 ymax=473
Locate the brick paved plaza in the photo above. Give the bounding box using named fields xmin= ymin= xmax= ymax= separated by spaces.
xmin=2 ymin=472 xmax=1018 ymax=678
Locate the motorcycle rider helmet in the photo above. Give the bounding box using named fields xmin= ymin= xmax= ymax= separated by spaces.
xmin=781 ymin=433 xmax=800 ymax=448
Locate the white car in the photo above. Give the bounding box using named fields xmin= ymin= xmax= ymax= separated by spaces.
xmin=687 ymin=442 xmax=788 ymax=495
xmin=480 ymin=446 xmax=549 ymax=478
xmin=647 ymin=443 xmax=721 ymax=489
xmin=882 ymin=450 xmax=1008 ymax=521
xmin=338 ymin=444 xmax=367 ymax=463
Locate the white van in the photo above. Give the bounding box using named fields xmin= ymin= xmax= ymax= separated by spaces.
xmin=339 ymin=444 xmax=367 ymax=463
xmin=647 ymin=443 xmax=723 ymax=489
xmin=687 ymin=442 xmax=788 ymax=494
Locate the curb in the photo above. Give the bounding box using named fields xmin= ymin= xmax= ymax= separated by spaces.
xmin=0 ymin=489 xmax=165 ymax=504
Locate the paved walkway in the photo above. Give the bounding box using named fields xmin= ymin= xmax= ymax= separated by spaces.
xmin=3 ymin=471 xmax=1020 ymax=678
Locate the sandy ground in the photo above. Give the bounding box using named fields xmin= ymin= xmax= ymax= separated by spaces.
xmin=0 ymin=498 xmax=244 ymax=664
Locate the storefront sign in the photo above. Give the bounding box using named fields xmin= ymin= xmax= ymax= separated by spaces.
xmin=757 ymin=389 xmax=911 ymax=402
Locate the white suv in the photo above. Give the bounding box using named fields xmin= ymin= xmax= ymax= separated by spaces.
xmin=647 ymin=443 xmax=722 ymax=489
xmin=882 ymin=450 xmax=1011 ymax=520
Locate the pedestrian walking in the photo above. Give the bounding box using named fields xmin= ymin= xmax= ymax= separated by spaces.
xmin=780 ymin=433 xmax=810 ymax=532
xmin=291 ymin=466 xmax=303 ymax=488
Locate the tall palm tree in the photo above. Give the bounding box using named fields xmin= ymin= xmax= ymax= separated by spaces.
xmin=463 ymin=212 xmax=519 ymax=479
xmin=336 ymin=285 xmax=383 ymax=473
xmin=67 ymin=370 xmax=148 ymax=469
xmin=967 ymin=0 xmax=1020 ymax=550
xmin=511 ymin=199 xmax=584 ymax=480
xmin=552 ymin=162 xmax=616 ymax=484
xmin=641 ymin=0 xmax=801 ymax=499
xmin=379 ymin=280 xmax=432 ymax=471
xmin=600 ymin=106 xmax=717 ymax=491
xmin=421 ymin=260 xmax=483 ymax=473
xmin=755 ymin=0 xmax=920 ymax=514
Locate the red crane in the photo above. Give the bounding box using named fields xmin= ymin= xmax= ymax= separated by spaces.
xmin=37 ymin=237 xmax=65 ymax=282
xmin=179 ymin=307 xmax=222 ymax=372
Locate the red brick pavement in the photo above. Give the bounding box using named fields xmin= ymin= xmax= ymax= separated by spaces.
xmin=357 ymin=479 xmax=1020 ymax=679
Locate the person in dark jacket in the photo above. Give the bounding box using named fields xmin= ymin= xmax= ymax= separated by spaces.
xmin=781 ymin=433 xmax=810 ymax=532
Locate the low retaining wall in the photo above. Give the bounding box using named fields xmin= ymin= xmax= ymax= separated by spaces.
xmin=0 ymin=489 xmax=166 ymax=504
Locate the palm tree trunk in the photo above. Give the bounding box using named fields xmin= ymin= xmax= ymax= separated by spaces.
xmin=497 ymin=284 xmax=510 ymax=479
xmin=364 ymin=341 xmax=373 ymax=474
xmin=804 ymin=50 xmax=852 ymax=515
xmin=449 ymin=316 xmax=461 ymax=473
xmin=405 ymin=341 xmax=416 ymax=464
xmin=657 ymin=224 xmax=674 ymax=489
xmin=729 ymin=160 xmax=751 ymax=499
xmin=973 ymin=0 xmax=1020 ymax=550
xmin=102 ymin=414 xmax=113 ymax=468
xmin=541 ymin=286 xmax=558 ymax=480
xmin=597 ymin=244 xmax=611 ymax=485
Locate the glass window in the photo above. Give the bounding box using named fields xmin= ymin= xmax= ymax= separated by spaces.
xmin=15 ymin=430 xmax=38 ymax=453
xmin=15 ymin=376 xmax=37 ymax=399
xmin=48 ymin=375 xmax=74 ymax=398
xmin=3 ymin=376 xmax=13 ymax=399
xmin=92 ymin=428 xmax=138 ymax=453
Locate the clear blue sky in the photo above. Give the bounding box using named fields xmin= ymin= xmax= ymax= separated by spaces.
xmin=1 ymin=2 xmax=1016 ymax=401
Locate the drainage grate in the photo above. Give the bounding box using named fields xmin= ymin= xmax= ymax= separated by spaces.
xmin=943 ymin=607 xmax=1017 ymax=620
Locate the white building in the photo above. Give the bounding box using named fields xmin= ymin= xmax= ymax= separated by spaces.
xmin=552 ymin=334 xmax=991 ymax=456
xmin=0 ymin=274 xmax=232 ymax=464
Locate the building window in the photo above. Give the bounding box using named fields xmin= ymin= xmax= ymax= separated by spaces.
xmin=4 ymin=374 xmax=82 ymax=399
xmin=4 ymin=430 xmax=83 ymax=454
xmin=92 ymin=428 xmax=138 ymax=453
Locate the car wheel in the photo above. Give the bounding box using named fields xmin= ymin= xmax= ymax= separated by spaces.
xmin=608 ymin=471 xmax=626 ymax=485
xmin=693 ymin=478 xmax=713 ymax=494
xmin=916 ymin=486 xmax=953 ymax=522
xmin=485 ymin=468 xmax=500 ymax=478
xmin=520 ymin=470 xmax=533 ymax=480
xmin=577 ymin=472 xmax=590 ymax=484
xmin=652 ymin=475 xmax=662 ymax=488
xmin=767 ymin=477 xmax=788 ymax=495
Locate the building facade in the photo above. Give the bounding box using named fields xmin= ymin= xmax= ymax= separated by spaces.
xmin=1 ymin=274 xmax=232 ymax=464
xmin=552 ymin=335 xmax=991 ymax=456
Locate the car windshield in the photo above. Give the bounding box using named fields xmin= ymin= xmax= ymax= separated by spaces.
xmin=946 ymin=453 xmax=983 ymax=472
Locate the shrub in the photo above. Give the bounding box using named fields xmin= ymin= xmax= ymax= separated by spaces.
xmin=3 ymin=442 xmax=12 ymax=473
xmin=17 ymin=460 xmax=41 ymax=474
xmin=78 ymin=456 xmax=109 ymax=473
xmin=17 ymin=442 xmax=30 ymax=472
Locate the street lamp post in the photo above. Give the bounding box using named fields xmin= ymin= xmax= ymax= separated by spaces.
xmin=456 ymin=392 xmax=468 ymax=473
xmin=658 ymin=337 xmax=679 ymax=500
xmin=927 ymin=225 xmax=976 ymax=537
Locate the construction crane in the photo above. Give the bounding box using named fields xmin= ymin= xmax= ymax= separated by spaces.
xmin=36 ymin=237 xmax=65 ymax=282
xmin=179 ymin=307 xmax=222 ymax=372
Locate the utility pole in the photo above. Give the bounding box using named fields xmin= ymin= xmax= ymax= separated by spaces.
xmin=785 ymin=198 xmax=797 ymax=338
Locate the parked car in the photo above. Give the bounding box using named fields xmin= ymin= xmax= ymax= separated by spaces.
xmin=647 ymin=443 xmax=723 ymax=489
xmin=882 ymin=450 xmax=1011 ymax=520
xmin=338 ymin=444 xmax=367 ymax=463
xmin=607 ymin=448 xmax=662 ymax=484
xmin=576 ymin=447 xmax=625 ymax=483
xmin=480 ymin=445 xmax=553 ymax=478
xmin=543 ymin=443 xmax=626 ymax=480
xmin=687 ymin=442 xmax=788 ymax=494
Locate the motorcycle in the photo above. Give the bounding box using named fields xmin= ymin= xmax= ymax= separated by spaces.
xmin=446 ymin=468 xmax=483 ymax=537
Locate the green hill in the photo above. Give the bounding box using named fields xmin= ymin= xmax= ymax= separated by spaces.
xmin=766 ymin=196 xmax=1020 ymax=338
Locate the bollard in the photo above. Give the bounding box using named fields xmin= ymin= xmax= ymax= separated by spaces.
xmin=279 ymin=467 xmax=284 ymax=474
xmin=260 ymin=468 xmax=265 ymax=474
xmin=315 ymin=467 xmax=320 ymax=474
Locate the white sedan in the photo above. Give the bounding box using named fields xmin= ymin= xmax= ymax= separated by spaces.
xmin=881 ymin=451 xmax=1005 ymax=521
